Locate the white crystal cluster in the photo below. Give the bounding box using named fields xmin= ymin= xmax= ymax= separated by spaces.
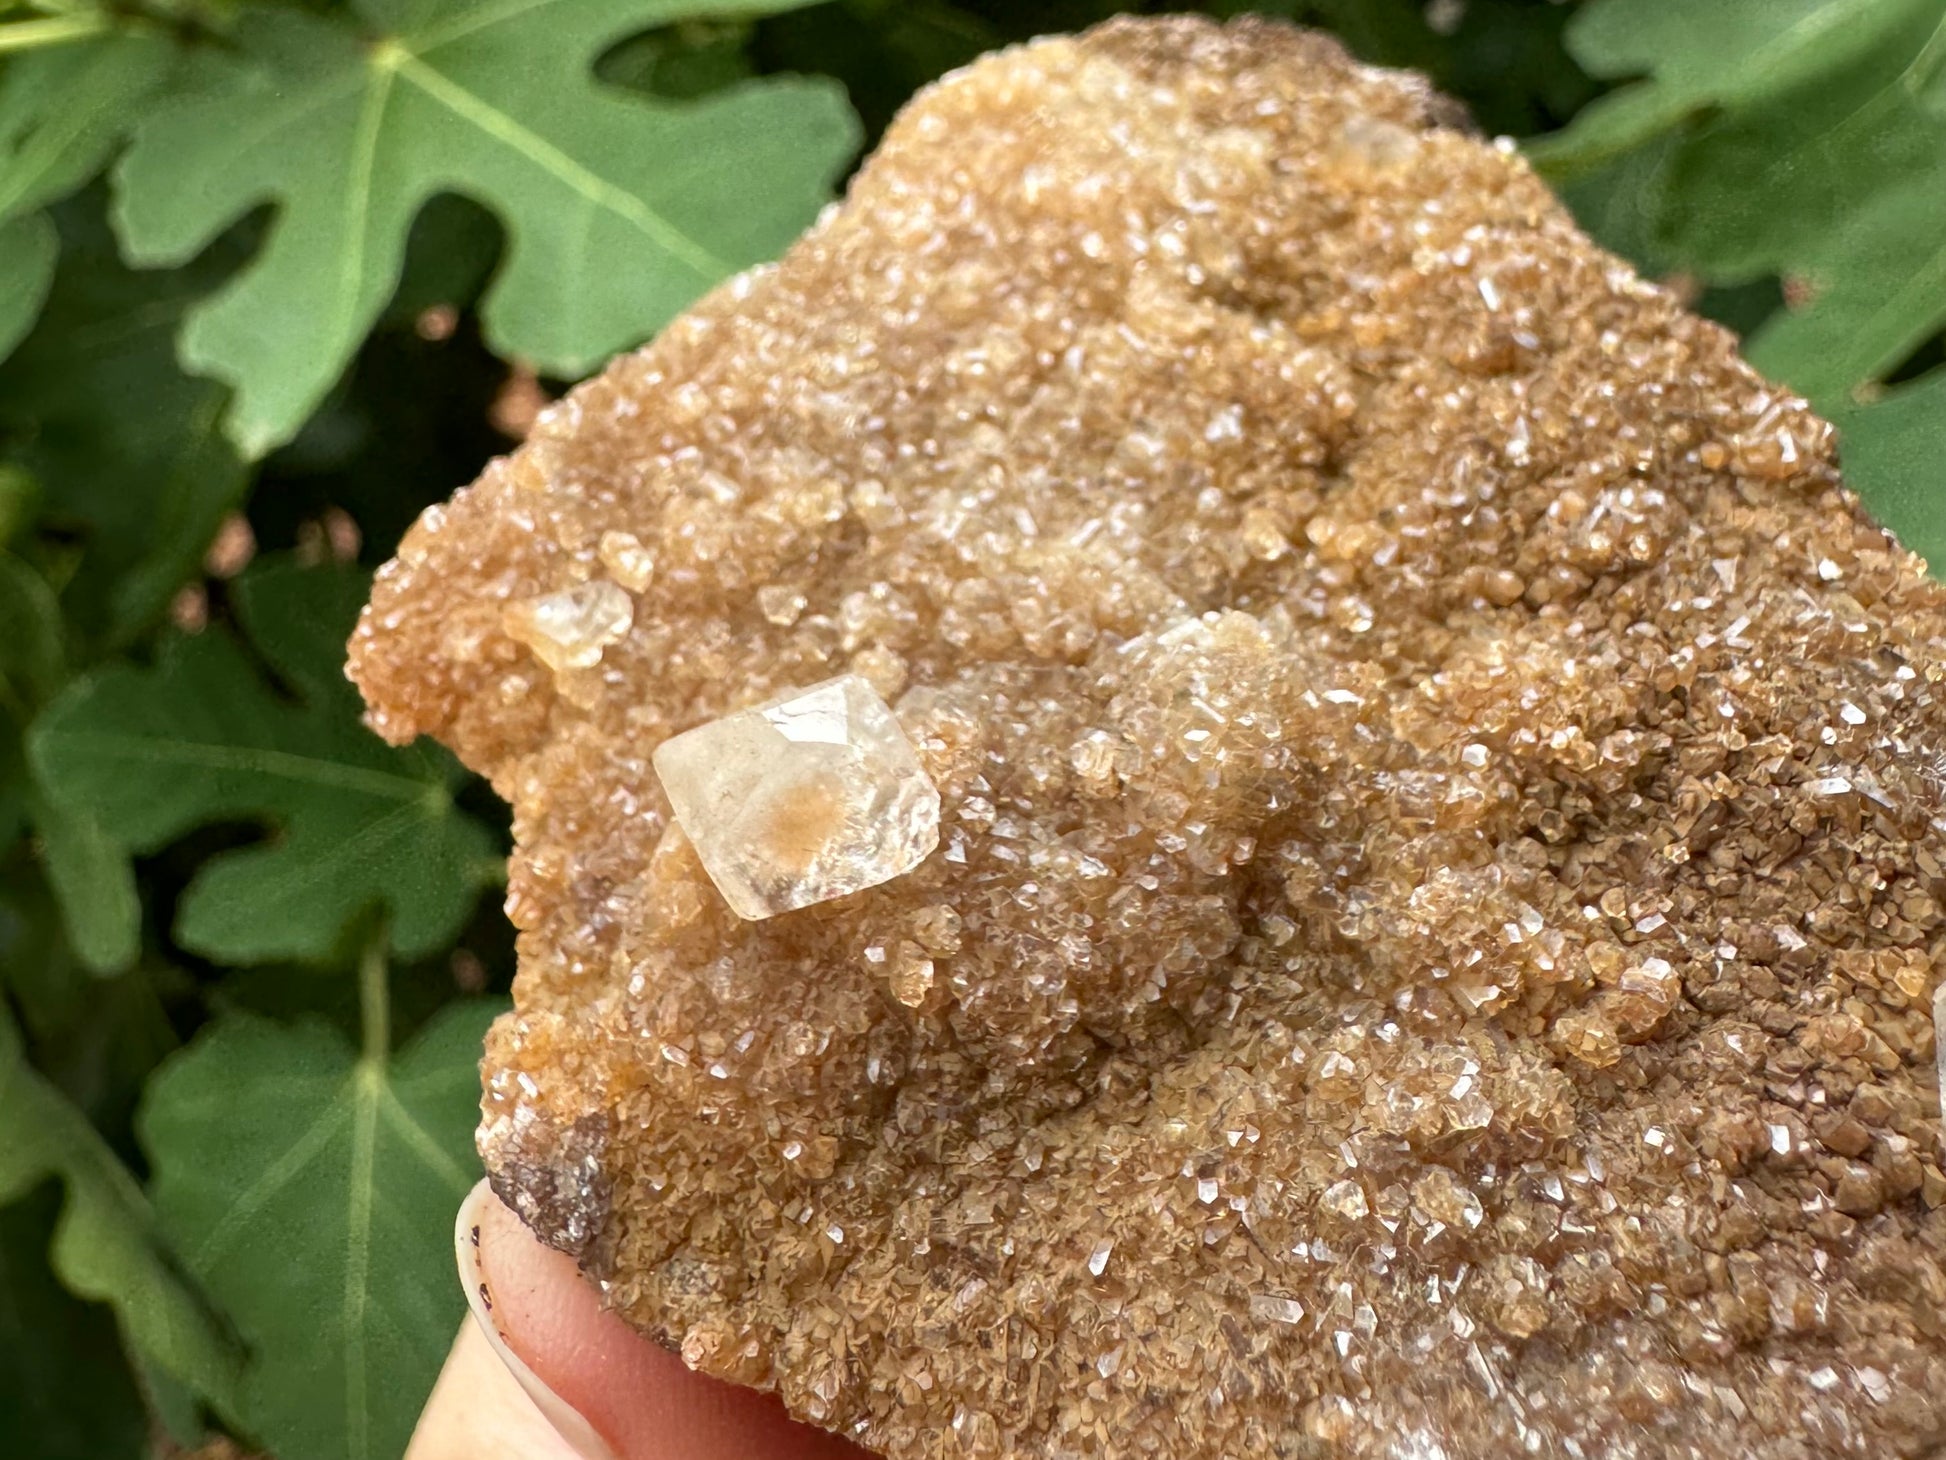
xmin=652 ymin=674 xmax=941 ymax=920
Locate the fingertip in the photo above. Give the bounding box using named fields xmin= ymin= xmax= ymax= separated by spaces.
xmin=461 ymin=1180 xmax=870 ymax=1460
xmin=406 ymin=1318 xmax=587 ymax=1460
xmin=459 ymin=1182 xmax=621 ymax=1460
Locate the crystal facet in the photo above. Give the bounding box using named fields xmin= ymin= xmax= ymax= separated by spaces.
xmin=652 ymin=674 xmax=940 ymax=920
xmin=502 ymin=580 xmax=632 ymax=673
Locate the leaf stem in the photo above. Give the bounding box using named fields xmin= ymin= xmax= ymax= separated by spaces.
xmin=0 ymin=12 xmax=107 ymax=53
xmin=358 ymin=932 xmax=390 ymax=1067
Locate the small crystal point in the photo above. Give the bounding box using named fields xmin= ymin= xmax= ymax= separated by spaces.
xmin=597 ymin=530 xmax=656 ymax=592
xmin=505 ymin=580 xmax=633 ymax=673
xmin=653 ymin=674 xmax=941 ymax=920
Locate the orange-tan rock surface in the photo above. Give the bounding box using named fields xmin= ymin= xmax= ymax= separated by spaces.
xmin=350 ymin=17 xmax=1946 ymax=1458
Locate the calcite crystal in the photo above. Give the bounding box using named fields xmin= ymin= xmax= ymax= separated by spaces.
xmin=503 ymin=580 xmax=633 ymax=673
xmin=350 ymin=17 xmax=1946 ymax=1459
xmin=653 ymin=674 xmax=941 ymax=920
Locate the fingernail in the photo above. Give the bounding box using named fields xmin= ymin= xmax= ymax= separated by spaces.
xmin=456 ymin=1179 xmax=619 ymax=1460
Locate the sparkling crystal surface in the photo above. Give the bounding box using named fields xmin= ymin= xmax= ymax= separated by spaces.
xmin=652 ymin=674 xmax=940 ymax=920
xmin=350 ymin=17 xmax=1946 ymax=1459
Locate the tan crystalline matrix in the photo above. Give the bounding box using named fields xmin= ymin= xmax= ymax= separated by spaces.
xmin=350 ymin=16 xmax=1946 ymax=1459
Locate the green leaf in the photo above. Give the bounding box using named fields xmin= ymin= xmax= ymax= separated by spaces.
xmin=0 ymin=212 xmax=53 ymax=359
xmin=138 ymin=1350 xmax=214 ymax=1454
xmin=598 ymin=13 xmax=759 ymax=99
xmin=31 ymin=787 xmax=140 ymax=976
xmin=0 ymin=1184 xmax=150 ymax=1460
xmin=0 ymin=552 xmax=140 ymax=972
xmin=141 ymin=969 xmax=498 ymax=1460
xmin=0 ymin=30 xmax=172 ymax=221
xmin=0 ymin=554 xmax=139 ymax=973
xmin=113 ymin=0 xmax=861 ymax=456
xmin=1646 ymin=2 xmax=1946 ymax=405
xmin=1834 ymin=370 xmax=1946 ymax=569
xmin=30 ymin=559 xmax=498 ymax=964
xmin=0 ymin=201 xmax=249 ymax=651
xmin=1747 ymin=170 xmax=1946 ymax=406
xmin=1530 ymin=0 xmax=1946 ymax=543
xmin=1530 ymin=0 xmax=1942 ymax=176
xmin=1553 ymin=131 xmax=1680 ymax=273
xmin=0 ymin=1001 xmax=241 ymax=1411
xmin=0 ymin=550 xmax=60 ymax=874
xmin=0 ymin=549 xmax=63 ymax=713
xmin=0 ymin=29 xmax=174 ymax=354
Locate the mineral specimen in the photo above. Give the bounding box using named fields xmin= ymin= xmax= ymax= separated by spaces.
xmin=653 ymin=674 xmax=941 ymax=921
xmin=349 ymin=16 xmax=1946 ymax=1459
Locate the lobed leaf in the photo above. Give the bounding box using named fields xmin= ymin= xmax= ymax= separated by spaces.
xmin=0 ymin=29 xmax=175 ymax=359
xmin=113 ymin=0 xmax=862 ymax=456
xmin=141 ymin=996 xmax=499 ymax=1460
xmin=0 ymin=550 xmax=63 ymax=714
xmin=0 ymin=552 xmax=140 ymax=973
xmin=1530 ymin=0 xmax=1941 ymax=176
xmin=0 ymin=1002 xmax=240 ymax=1412
xmin=1650 ymin=2 xmax=1946 ymax=406
xmin=30 ymin=560 xmax=499 ymax=964
xmin=1746 ymin=171 xmax=1946 ymax=407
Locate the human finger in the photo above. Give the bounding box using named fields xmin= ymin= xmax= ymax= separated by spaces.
xmin=410 ymin=1179 xmax=869 ymax=1460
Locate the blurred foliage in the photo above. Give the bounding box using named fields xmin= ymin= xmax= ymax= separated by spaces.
xmin=111 ymin=0 xmax=859 ymax=455
xmin=0 ymin=1184 xmax=152 ymax=1460
xmin=0 ymin=1 xmax=1938 ymax=1456
xmin=141 ymin=984 xmax=498 ymax=1460
xmin=32 ymin=562 xmax=501 ymax=965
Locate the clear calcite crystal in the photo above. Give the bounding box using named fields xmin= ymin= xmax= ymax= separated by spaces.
xmin=652 ymin=674 xmax=940 ymax=920
xmin=502 ymin=580 xmax=632 ymax=673
xmin=351 ymin=16 xmax=1946 ymax=1460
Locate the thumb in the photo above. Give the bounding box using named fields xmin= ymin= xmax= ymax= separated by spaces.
xmin=408 ymin=1180 xmax=869 ymax=1460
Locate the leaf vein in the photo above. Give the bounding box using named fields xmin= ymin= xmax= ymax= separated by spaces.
xmin=50 ymin=730 xmax=432 ymax=799
xmin=337 ymin=58 xmax=398 ymax=364
xmin=0 ymin=43 xmax=122 ymax=218
xmin=409 ymin=0 xmax=564 ymax=55
xmin=344 ymin=1065 xmax=381 ymax=1460
xmin=379 ymin=1088 xmax=475 ymax=1196
xmin=187 ymin=1088 xmax=351 ymax=1268
xmin=207 ymin=798 xmax=442 ymax=926
xmin=390 ymin=49 xmax=727 ymax=282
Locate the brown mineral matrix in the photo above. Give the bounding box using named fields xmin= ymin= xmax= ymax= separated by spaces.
xmin=350 ymin=17 xmax=1946 ymax=1459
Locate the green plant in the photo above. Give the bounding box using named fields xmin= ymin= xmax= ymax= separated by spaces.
xmin=1531 ymin=0 xmax=1946 ymax=564
xmin=0 ymin=2 xmax=1938 ymax=1457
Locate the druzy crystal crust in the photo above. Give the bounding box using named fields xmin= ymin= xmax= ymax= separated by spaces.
xmin=351 ymin=17 xmax=1946 ymax=1460
xmin=652 ymin=674 xmax=941 ymax=920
